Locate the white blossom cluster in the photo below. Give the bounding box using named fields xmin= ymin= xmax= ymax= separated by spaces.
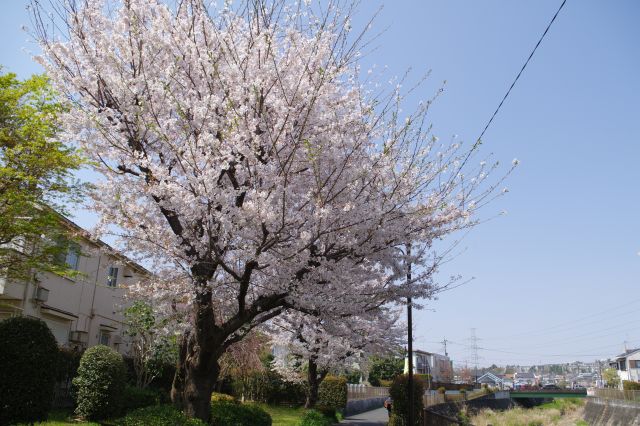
xmin=33 ymin=0 xmax=511 ymax=355
xmin=268 ymin=308 xmax=403 ymax=381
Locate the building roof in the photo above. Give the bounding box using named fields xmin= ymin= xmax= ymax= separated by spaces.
xmin=412 ymin=349 xmax=449 ymax=359
xmin=56 ymin=211 xmax=151 ymax=276
xmin=614 ymin=348 xmax=640 ymax=359
xmin=477 ymin=372 xmax=503 ymax=384
xmin=515 ymin=372 xmax=536 ymax=379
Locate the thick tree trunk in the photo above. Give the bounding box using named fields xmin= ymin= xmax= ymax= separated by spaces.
xmin=305 ymin=358 xmax=320 ymax=409
xmin=171 ymin=285 xmax=221 ymax=423
xmin=305 ymin=359 xmax=329 ymax=409
xmin=171 ymin=329 xmax=221 ymax=422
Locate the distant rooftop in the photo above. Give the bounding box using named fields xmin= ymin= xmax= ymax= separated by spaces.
xmin=615 ymin=348 xmax=640 ymax=358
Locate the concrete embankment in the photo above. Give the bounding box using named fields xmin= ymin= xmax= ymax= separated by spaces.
xmin=584 ymin=397 xmax=640 ymax=425
xmin=344 ymin=396 xmax=388 ymax=417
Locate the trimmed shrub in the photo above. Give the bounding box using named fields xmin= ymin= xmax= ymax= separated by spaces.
xmin=623 ymin=380 xmax=640 ymax=390
xmin=314 ymin=405 xmax=337 ymax=422
xmin=388 ymin=413 xmax=402 ymax=426
xmin=437 ymin=386 xmax=446 ymax=394
xmin=115 ymin=405 xmax=206 ymax=426
xmin=0 ymin=316 xmax=59 ymax=425
xmin=318 ymin=376 xmax=347 ymax=410
xmin=389 ymin=374 xmax=424 ymax=426
xmin=73 ymin=344 xmax=127 ymax=420
xmin=298 ymin=409 xmax=333 ymax=426
xmin=210 ymin=401 xmax=272 ymax=426
xmin=211 ymin=392 xmax=237 ymax=403
xmin=57 ymin=347 xmax=83 ymax=382
xmin=345 ymin=370 xmax=361 ymax=384
xmin=122 ymin=386 xmax=161 ymax=411
xmin=414 ymin=373 xmax=432 ymax=384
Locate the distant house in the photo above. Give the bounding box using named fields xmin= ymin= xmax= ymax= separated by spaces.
xmin=573 ymin=372 xmax=597 ymax=388
xmin=514 ymin=371 xmax=537 ymax=387
xmin=404 ymin=349 xmax=453 ymax=383
xmin=609 ymin=348 xmax=640 ymax=385
xmin=477 ymin=372 xmax=503 ymax=387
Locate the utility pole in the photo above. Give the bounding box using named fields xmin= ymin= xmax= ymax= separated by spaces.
xmin=442 ymin=338 xmax=448 ymax=357
xmin=598 ymin=360 xmax=603 ymax=388
xmin=406 ymin=244 xmax=414 ymax=426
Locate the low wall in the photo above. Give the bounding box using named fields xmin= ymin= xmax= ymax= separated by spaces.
xmin=584 ymin=397 xmax=640 ymax=425
xmin=344 ymin=396 xmax=387 ymax=417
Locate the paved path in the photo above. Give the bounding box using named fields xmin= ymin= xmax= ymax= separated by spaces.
xmin=340 ymin=407 xmax=389 ymax=425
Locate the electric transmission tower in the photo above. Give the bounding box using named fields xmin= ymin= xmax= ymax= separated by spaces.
xmin=469 ymin=328 xmax=481 ymax=384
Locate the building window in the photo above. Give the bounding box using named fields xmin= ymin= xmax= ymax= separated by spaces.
xmin=107 ymin=267 xmax=118 ymax=287
xmin=66 ymin=249 xmax=80 ymax=270
xmin=619 ymin=360 xmax=627 ymax=371
xmin=632 ymin=360 xmax=640 ymax=369
xmin=55 ymin=241 xmax=81 ymax=271
xmin=100 ymin=331 xmax=111 ymax=346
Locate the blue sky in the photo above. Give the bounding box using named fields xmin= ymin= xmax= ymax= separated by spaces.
xmin=2 ymin=1 xmax=639 ymax=367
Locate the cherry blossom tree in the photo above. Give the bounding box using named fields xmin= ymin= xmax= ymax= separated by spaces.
xmin=269 ymin=309 xmax=402 ymax=408
xmin=32 ymin=0 xmax=510 ymax=420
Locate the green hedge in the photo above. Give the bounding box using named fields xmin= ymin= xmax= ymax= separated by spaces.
xmin=211 ymin=392 xmax=237 ymax=403
xmin=57 ymin=347 xmax=83 ymax=382
xmin=122 ymin=386 xmax=161 ymax=411
xmin=123 ymin=355 xmax=177 ymax=393
xmin=210 ymin=401 xmax=272 ymax=426
xmin=318 ymin=376 xmax=347 ymax=410
xmin=389 ymin=374 xmax=424 ymax=426
xmin=0 ymin=316 xmax=59 ymax=425
xmin=115 ymin=405 xmax=206 ymax=426
xmin=623 ymin=380 xmax=640 ymax=390
xmin=298 ymin=409 xmax=333 ymax=426
xmin=73 ymin=345 xmax=127 ymax=420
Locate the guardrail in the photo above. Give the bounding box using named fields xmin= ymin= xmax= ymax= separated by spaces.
xmin=423 ymin=389 xmax=486 ymax=407
xmin=347 ymin=385 xmax=389 ymax=401
xmin=592 ymin=388 xmax=640 ymax=402
xmin=424 ymin=393 xmax=446 ymax=407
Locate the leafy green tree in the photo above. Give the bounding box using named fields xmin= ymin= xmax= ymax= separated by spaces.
xmin=124 ymin=301 xmax=178 ymax=388
xmin=603 ymin=368 xmax=620 ymax=388
xmin=368 ymin=354 xmax=405 ymax=386
xmin=0 ymin=70 xmax=83 ymax=280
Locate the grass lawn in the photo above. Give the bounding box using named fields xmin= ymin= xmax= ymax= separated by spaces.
xmin=31 ymin=404 xmax=307 ymax=426
xmin=253 ymin=403 xmax=306 ymax=426
xmin=470 ymin=398 xmax=586 ymax=426
xmin=15 ymin=410 xmax=99 ymax=425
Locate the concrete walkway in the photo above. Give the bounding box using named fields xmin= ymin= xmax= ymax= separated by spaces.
xmin=340 ymin=407 xmax=389 ymax=425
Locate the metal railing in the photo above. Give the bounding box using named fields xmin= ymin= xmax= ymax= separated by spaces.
xmin=424 ymin=393 xmax=446 ymax=407
xmin=346 ymin=384 xmax=389 ymax=401
xmin=592 ymin=388 xmax=640 ymax=402
xmin=423 ymin=389 xmax=486 ymax=407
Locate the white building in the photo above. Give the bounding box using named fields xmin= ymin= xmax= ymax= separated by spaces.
xmin=609 ymin=348 xmax=640 ymax=385
xmin=514 ymin=371 xmax=537 ymax=387
xmin=0 ymin=216 xmax=149 ymax=354
xmin=404 ymin=349 xmax=453 ymax=383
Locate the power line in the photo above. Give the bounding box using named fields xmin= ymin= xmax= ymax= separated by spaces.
xmin=436 ymin=338 xmax=640 ymax=362
xmin=476 ymin=0 xmax=568 ymax=142
xmin=483 ymin=297 xmax=640 ymax=341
